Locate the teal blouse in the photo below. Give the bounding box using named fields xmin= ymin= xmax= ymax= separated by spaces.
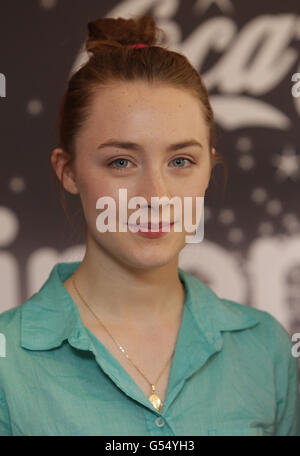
xmin=0 ymin=261 xmax=299 ymax=436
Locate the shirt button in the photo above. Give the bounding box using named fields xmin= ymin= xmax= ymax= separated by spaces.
xmin=155 ymin=417 xmax=165 ymax=427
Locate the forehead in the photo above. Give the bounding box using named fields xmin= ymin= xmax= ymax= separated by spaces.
xmin=84 ymin=80 xmax=208 ymax=141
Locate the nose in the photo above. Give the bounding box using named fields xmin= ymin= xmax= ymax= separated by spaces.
xmin=140 ymin=165 xmax=172 ymax=203
xmin=138 ymin=165 xmax=174 ymax=219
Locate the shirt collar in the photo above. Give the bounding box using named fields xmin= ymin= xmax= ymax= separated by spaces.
xmin=21 ymin=261 xmax=259 ymax=351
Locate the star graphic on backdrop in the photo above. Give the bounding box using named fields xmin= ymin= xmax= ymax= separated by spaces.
xmin=251 ymin=187 xmax=268 ymax=204
xmin=282 ymin=213 xmax=300 ymax=234
xmin=218 ymin=208 xmax=235 ymax=225
xmin=236 ymin=136 xmax=253 ymax=153
xmin=257 ymin=221 xmax=274 ymax=236
xmin=9 ymin=176 xmax=26 ymax=193
xmin=228 ymin=227 xmax=244 ymax=244
xmin=40 ymin=0 xmax=56 ymax=8
xmin=265 ymin=199 xmax=283 ymax=216
xmin=238 ymin=154 xmax=255 ymax=171
xmin=195 ymin=0 xmax=234 ymax=15
xmin=271 ymin=145 xmax=300 ymax=182
xmin=27 ymin=99 xmax=43 ymax=116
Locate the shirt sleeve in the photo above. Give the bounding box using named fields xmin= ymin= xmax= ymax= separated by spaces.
xmin=267 ymin=313 xmax=300 ymax=436
xmin=0 ymin=392 xmax=12 ymax=436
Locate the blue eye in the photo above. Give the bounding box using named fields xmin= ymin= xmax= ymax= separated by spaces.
xmin=108 ymin=158 xmax=130 ymax=169
xmin=171 ymin=157 xmax=193 ymax=168
xmin=108 ymin=156 xmax=194 ymax=171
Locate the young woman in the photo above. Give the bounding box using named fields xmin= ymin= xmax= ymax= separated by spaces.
xmin=0 ymin=14 xmax=299 ymax=436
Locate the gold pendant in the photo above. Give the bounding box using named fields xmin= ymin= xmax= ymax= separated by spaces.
xmin=148 ymin=384 xmax=162 ymax=412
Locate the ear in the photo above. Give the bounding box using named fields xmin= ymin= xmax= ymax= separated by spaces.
xmin=50 ymin=148 xmax=79 ymax=195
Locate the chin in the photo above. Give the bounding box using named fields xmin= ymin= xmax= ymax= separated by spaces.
xmin=94 ymin=232 xmax=185 ymax=269
xmin=125 ymin=257 xmax=175 ymax=271
xmin=119 ymin=244 xmax=182 ymax=271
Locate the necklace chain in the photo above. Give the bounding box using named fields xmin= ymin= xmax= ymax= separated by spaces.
xmin=71 ymin=275 xmax=176 ymax=411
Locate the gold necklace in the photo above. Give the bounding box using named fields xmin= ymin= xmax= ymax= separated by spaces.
xmin=71 ymin=276 xmax=176 ymax=413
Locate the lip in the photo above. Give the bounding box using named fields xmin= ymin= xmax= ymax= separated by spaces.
xmin=128 ymin=221 xmax=175 ymax=231
xmin=129 ymin=222 xmax=174 ymax=239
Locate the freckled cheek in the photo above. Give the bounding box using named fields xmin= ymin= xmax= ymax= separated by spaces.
xmin=76 ymin=176 xmax=115 ymax=213
xmin=183 ymin=176 xmax=208 ymax=198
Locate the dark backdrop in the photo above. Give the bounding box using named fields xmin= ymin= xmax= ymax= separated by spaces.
xmin=0 ymin=0 xmax=300 ymax=371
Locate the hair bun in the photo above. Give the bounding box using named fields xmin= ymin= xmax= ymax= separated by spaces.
xmin=86 ymin=14 xmax=166 ymax=54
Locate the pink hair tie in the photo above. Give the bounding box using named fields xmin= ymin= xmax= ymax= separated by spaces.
xmin=129 ymin=43 xmax=147 ymax=49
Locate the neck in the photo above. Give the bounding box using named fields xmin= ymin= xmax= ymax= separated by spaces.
xmin=67 ymin=235 xmax=185 ymax=330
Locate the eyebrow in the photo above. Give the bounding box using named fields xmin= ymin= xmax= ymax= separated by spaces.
xmin=96 ymin=139 xmax=203 ymax=152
